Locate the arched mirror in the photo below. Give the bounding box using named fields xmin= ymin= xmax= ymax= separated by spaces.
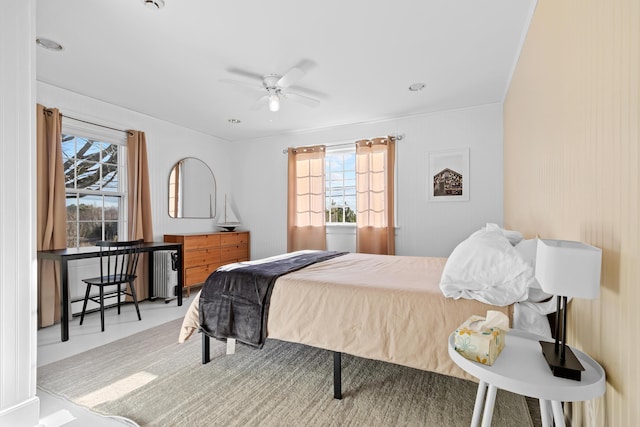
xmin=168 ymin=157 xmax=216 ymax=218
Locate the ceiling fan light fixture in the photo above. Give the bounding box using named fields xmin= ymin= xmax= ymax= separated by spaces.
xmin=269 ymin=93 xmax=280 ymax=112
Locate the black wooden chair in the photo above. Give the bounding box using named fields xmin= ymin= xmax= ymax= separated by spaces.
xmin=79 ymin=239 xmax=144 ymax=331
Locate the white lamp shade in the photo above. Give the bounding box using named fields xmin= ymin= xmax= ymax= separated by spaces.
xmin=535 ymin=239 xmax=602 ymax=299
xmin=269 ymin=94 xmax=280 ymax=112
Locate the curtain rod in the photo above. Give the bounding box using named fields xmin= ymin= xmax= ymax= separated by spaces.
xmin=44 ymin=108 xmax=133 ymax=136
xmin=282 ymin=134 xmax=403 ymax=154
xmin=64 ymin=114 xmax=134 ymax=136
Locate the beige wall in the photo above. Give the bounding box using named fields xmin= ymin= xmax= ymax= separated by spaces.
xmin=504 ymin=0 xmax=639 ymax=425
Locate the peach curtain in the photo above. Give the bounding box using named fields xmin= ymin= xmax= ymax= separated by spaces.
xmin=127 ymin=130 xmax=154 ymax=300
xmin=355 ymin=137 xmax=396 ymax=255
xmin=36 ymin=105 xmax=67 ymax=327
xmin=287 ymin=146 xmax=327 ymax=252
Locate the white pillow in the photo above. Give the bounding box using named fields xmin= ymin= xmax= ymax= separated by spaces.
xmin=439 ymin=228 xmax=531 ymax=306
xmin=502 ymin=229 xmax=524 ymax=246
xmin=514 ymin=238 xmax=553 ymax=302
xmin=470 ymin=223 xmax=523 ymax=246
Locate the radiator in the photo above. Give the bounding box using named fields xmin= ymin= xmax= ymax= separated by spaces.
xmin=153 ymin=251 xmax=178 ymax=301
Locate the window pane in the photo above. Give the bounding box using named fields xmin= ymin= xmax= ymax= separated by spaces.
xmin=329 ymin=188 xmax=344 ymax=198
xmin=102 ymin=143 xmax=118 ymax=165
xmin=78 ymin=221 xmax=102 ymax=247
xmin=102 ymin=163 xmax=118 ymax=191
xmin=66 ymin=222 xmax=78 ymax=248
xmin=104 ymin=196 xmax=120 ymax=220
xmin=104 ymin=221 xmax=119 ymax=241
xmin=344 ymin=153 xmax=356 ymax=169
xmin=61 ymin=135 xmax=75 ymax=161
xmin=77 ymin=139 xmax=102 ymax=163
xmin=62 ymin=136 xmax=77 ymax=189
xmin=76 ymin=161 xmax=101 ymax=190
xmin=64 ymin=161 xmax=77 ymax=189
xmin=65 ymin=195 xmax=78 ymax=222
xmin=78 ymin=194 xmax=102 ymax=221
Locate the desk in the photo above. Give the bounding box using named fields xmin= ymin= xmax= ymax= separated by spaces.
xmin=448 ymin=329 xmax=605 ymax=427
xmin=37 ymin=242 xmax=183 ymax=342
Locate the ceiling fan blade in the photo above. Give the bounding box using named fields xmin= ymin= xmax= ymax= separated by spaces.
xmin=226 ymin=67 xmax=264 ymax=82
xmin=284 ymin=91 xmax=320 ymax=107
xmin=219 ymin=78 xmax=263 ymax=91
xmin=249 ymin=95 xmax=268 ymax=110
xmin=287 ymin=84 xmax=327 ymax=100
xmin=277 ymin=67 xmax=305 ymax=88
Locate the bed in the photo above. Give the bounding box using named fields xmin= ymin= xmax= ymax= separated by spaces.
xmin=179 ymin=224 xmax=551 ymax=392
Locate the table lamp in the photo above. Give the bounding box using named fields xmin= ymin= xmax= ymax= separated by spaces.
xmin=535 ymin=239 xmax=602 ymax=381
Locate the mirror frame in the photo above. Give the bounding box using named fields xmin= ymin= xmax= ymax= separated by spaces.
xmin=168 ymin=157 xmax=216 ymax=219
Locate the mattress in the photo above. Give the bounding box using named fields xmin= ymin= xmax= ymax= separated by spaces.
xmin=180 ymin=252 xmax=513 ymax=381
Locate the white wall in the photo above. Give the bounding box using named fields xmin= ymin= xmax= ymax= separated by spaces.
xmin=36 ymin=82 xmax=234 ymax=305
xmin=0 ymin=1 xmax=39 ymax=426
xmin=231 ymin=103 xmax=504 ymax=260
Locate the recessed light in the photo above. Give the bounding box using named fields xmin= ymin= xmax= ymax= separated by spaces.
xmin=228 ymin=119 xmax=241 ymax=124
xmin=36 ymin=38 xmax=63 ymax=51
xmin=409 ymin=83 xmax=426 ymax=92
xmin=142 ymin=0 xmax=165 ymax=9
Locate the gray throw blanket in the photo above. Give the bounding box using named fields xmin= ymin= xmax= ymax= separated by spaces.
xmin=199 ymin=251 xmax=346 ymax=348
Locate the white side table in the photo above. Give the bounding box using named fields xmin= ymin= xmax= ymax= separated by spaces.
xmin=448 ymin=329 xmax=605 ymax=427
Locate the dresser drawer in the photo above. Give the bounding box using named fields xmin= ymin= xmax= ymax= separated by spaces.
xmin=184 ymin=248 xmax=221 ymax=266
xmin=164 ymin=231 xmax=250 ymax=294
xmin=183 ymin=234 xmax=221 ymax=250
xmin=220 ymin=232 xmax=249 ymax=246
xmin=185 ymin=265 xmax=217 ymax=286
xmin=220 ymin=244 xmax=249 ymax=262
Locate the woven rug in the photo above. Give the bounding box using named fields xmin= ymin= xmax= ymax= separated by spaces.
xmin=38 ymin=318 xmax=533 ymax=427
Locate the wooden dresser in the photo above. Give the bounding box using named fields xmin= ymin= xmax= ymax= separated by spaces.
xmin=163 ymin=231 xmax=250 ymax=295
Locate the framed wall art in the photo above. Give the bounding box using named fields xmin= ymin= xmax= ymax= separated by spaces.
xmin=427 ymin=148 xmax=469 ymax=202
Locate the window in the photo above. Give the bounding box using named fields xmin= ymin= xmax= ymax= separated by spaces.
xmin=62 ymin=130 xmax=127 ymax=248
xmin=325 ymin=148 xmax=356 ymax=224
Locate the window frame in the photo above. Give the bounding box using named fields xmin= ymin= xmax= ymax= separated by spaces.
xmin=325 ymin=145 xmax=357 ymax=226
xmin=61 ymin=121 xmax=128 ymax=248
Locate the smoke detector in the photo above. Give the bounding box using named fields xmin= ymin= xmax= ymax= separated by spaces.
xmin=142 ymin=0 xmax=165 ymax=9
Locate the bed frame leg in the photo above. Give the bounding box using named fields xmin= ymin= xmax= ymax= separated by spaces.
xmin=226 ymin=338 xmax=236 ymax=355
xmin=333 ymin=351 xmax=342 ymax=400
xmin=202 ymin=334 xmax=210 ymax=364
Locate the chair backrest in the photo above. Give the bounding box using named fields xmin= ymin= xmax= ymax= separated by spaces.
xmin=96 ymin=239 xmax=144 ymax=284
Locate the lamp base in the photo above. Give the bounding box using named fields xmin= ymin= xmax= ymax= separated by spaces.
xmin=539 ymin=341 xmax=585 ymax=381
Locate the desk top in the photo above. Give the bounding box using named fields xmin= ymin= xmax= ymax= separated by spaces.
xmin=448 ymin=329 xmax=606 ymax=402
xmin=37 ymin=241 xmax=182 ymax=261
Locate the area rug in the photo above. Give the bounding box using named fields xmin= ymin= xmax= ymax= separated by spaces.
xmin=38 ymin=318 xmax=533 ymax=427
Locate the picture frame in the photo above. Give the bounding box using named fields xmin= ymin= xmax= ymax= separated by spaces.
xmin=427 ymin=148 xmax=469 ymax=202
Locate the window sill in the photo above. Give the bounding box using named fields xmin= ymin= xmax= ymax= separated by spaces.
xmin=326 ymin=223 xmax=356 ymax=235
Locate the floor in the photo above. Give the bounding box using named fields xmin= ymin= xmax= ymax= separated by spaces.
xmin=36 ymin=294 xmax=542 ymax=427
xmin=37 ymin=294 xmax=195 ymax=427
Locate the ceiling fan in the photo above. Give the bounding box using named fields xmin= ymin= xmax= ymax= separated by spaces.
xmin=221 ymin=61 xmax=321 ymax=112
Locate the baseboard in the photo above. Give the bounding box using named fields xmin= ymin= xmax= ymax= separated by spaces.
xmin=0 ymin=396 xmax=40 ymax=427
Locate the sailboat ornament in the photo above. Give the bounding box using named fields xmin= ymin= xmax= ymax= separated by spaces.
xmin=217 ymin=194 xmax=241 ymax=232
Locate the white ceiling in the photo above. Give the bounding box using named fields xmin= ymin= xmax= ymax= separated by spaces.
xmin=36 ymin=0 xmax=535 ymax=142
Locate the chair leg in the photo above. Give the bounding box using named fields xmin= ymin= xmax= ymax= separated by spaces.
xmin=117 ymin=283 xmax=121 ymax=315
xmin=79 ymin=284 xmax=91 ymax=326
xmin=129 ymin=281 xmax=142 ymax=321
xmin=99 ymin=286 xmax=105 ymax=332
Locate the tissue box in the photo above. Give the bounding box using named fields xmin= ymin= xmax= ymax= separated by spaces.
xmin=453 ymin=315 xmax=506 ymax=366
